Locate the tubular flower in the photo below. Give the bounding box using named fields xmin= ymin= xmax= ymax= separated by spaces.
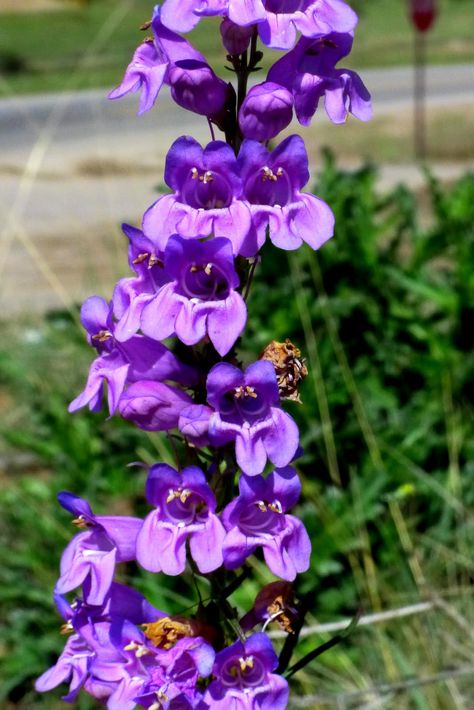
xmin=204 ymin=632 xmax=289 ymax=709
xmin=238 ymin=134 xmax=334 ymax=253
xmin=54 ymin=493 xmax=142 ymax=606
xmin=206 ymin=360 xmax=299 ymax=476
xmin=268 ymin=32 xmax=372 ymax=125
xmin=69 ymin=295 xmax=198 ymax=415
xmin=140 ymin=235 xmax=247 ymax=356
xmin=118 ymin=380 xmax=194 ymax=432
xmin=160 ymin=0 xmax=357 ymax=51
xmin=222 ymin=467 xmax=311 ymax=580
xmin=136 ymin=464 xmax=225 ymax=575
xmin=109 ymin=7 xmax=229 ymax=117
xmin=143 ymin=136 xmax=252 ymax=255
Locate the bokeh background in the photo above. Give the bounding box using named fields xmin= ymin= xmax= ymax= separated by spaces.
xmin=0 ymin=1 xmax=473 ymax=708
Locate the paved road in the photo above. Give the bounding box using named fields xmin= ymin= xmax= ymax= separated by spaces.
xmin=0 ymin=64 xmax=472 ymax=315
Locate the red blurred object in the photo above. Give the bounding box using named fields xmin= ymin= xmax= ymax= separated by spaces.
xmin=409 ymin=0 xmax=437 ymax=32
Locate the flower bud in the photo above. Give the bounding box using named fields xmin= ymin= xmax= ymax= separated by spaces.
xmin=168 ymin=60 xmax=230 ymax=117
xmin=239 ymin=82 xmax=293 ymax=141
xmin=220 ymin=18 xmax=254 ymax=55
xmin=118 ymin=381 xmax=192 ymax=431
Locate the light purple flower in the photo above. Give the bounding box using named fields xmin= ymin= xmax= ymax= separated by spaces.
xmin=69 ymin=296 xmax=197 ymax=415
xmin=109 ymin=7 xmax=229 ymax=117
xmin=118 ymin=380 xmax=194 ymax=431
xmin=204 ymin=632 xmax=289 ymax=709
xmin=136 ymin=464 xmax=225 ymax=575
xmin=160 ymin=0 xmax=357 ymax=51
xmin=54 ymin=492 xmax=142 ymax=606
xmin=135 ymin=636 xmax=215 ymax=709
xmin=35 ymin=634 xmax=94 ymax=702
xmin=222 ymin=467 xmax=311 ymax=580
xmin=268 ymin=32 xmax=372 ymax=125
xmin=178 ymin=404 xmax=214 ymax=448
xmin=238 ymin=82 xmax=294 ymax=142
xmin=238 ymin=134 xmax=334 ymax=253
xmin=142 ymin=136 xmax=253 ymax=256
xmin=140 ymin=236 xmax=247 ymax=356
xmin=206 ymin=361 xmax=299 ymax=476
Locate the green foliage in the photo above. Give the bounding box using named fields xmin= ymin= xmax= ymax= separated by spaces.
xmin=1 ymin=161 xmax=473 ymax=707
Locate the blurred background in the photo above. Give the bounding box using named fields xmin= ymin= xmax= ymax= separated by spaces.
xmin=0 ymin=1 xmax=473 ymax=708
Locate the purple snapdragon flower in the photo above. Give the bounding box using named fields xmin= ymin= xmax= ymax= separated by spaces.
xmin=136 ymin=464 xmax=225 ymax=575
xmin=140 ymin=236 xmax=247 ymax=356
xmin=204 ymin=632 xmax=289 ymax=709
xmin=143 ymin=136 xmax=252 ymax=255
xmin=238 ymin=82 xmax=294 ymax=141
xmin=160 ymin=0 xmax=357 ymax=51
xmin=268 ymin=33 xmax=372 ymax=125
xmin=69 ymin=295 xmax=198 ymax=415
xmin=222 ymin=467 xmax=311 ymax=580
xmin=109 ymin=7 xmax=229 ymax=117
xmin=135 ymin=636 xmax=215 ymax=709
xmin=238 ymin=134 xmax=334 ymax=252
xmin=207 ymin=361 xmax=299 ymax=476
xmin=55 ymin=492 xmax=142 ymax=606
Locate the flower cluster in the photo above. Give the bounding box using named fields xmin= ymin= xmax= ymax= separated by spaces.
xmin=38 ymin=1 xmax=370 ymax=707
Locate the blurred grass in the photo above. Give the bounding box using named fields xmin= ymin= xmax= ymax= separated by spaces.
xmin=1 ymin=157 xmax=473 ymax=707
xmin=0 ymin=0 xmax=473 ymax=97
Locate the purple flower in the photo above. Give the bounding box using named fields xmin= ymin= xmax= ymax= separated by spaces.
xmin=238 ymin=134 xmax=334 ymax=253
xmin=140 ymin=236 xmax=247 ymax=356
xmin=178 ymin=404 xmax=214 ymax=448
xmin=35 ymin=634 xmax=94 ymax=702
xmin=204 ymin=632 xmax=289 ymax=709
xmin=220 ymin=18 xmax=254 ymax=55
xmin=268 ymin=33 xmax=372 ymax=125
xmin=118 ymin=380 xmax=194 ymax=431
xmin=142 ymin=136 xmax=253 ymax=256
xmin=109 ymin=7 xmax=229 ymax=118
xmin=113 ymin=223 xmax=167 ymax=342
xmin=135 ymin=636 xmax=215 ymax=709
xmin=222 ymin=467 xmax=311 ymax=580
xmin=160 ymin=0 xmax=357 ymax=51
xmin=69 ymin=296 xmax=197 ymax=415
xmin=55 ymin=492 xmax=142 ymax=606
xmin=238 ymin=82 xmax=294 ymax=142
xmin=136 ymin=464 xmax=225 ymax=575
xmin=206 ymin=361 xmax=299 ymax=476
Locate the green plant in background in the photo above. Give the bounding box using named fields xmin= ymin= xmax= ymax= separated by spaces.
xmin=1 ymin=157 xmax=473 ymax=708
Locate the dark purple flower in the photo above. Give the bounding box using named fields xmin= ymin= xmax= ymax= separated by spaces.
xmin=140 ymin=236 xmax=247 ymax=356
xmin=55 ymin=493 xmax=142 ymax=606
xmin=69 ymin=296 xmax=197 ymax=415
xmin=220 ymin=18 xmax=254 ymax=55
xmin=109 ymin=7 xmax=229 ymax=118
xmin=160 ymin=0 xmax=357 ymax=51
xmin=238 ymin=134 xmax=334 ymax=253
xmin=222 ymin=467 xmax=311 ymax=580
xmin=268 ymin=33 xmax=372 ymax=125
xmin=118 ymin=380 xmax=194 ymax=431
xmin=206 ymin=361 xmax=299 ymax=476
xmin=136 ymin=464 xmax=225 ymax=575
xmin=135 ymin=636 xmax=215 ymax=709
xmin=238 ymin=82 xmax=294 ymax=142
xmin=142 ymin=136 xmax=253 ymax=256
xmin=204 ymin=632 xmax=289 ymax=709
